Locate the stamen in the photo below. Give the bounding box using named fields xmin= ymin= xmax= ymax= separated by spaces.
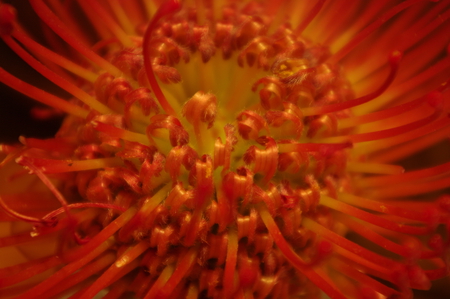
xmin=92 ymin=121 xmax=152 ymax=145
xmin=337 ymin=216 xmax=420 ymax=258
xmin=361 ymin=57 xmax=450 ymax=114
xmin=338 ymin=193 xmax=433 ymax=222
xmin=45 ymin=0 xmax=91 ymax=44
xmin=355 ymin=115 xmax=450 ymax=156
xmin=79 ymin=0 xmax=133 ymax=47
xmin=0 ymin=255 xmax=63 ymax=288
xmin=2 ymin=36 xmax=112 ymax=114
xmin=0 ymin=196 xmax=53 ymax=226
xmin=295 ymin=0 xmax=327 ymax=35
xmin=346 ymin=162 xmax=404 ymax=175
xmin=143 ymin=264 xmax=175 ymax=299
xmin=223 ymin=228 xmax=238 ymax=299
xmin=338 ymin=92 xmax=431 ymax=129
xmin=17 ymin=157 xmax=71 ymax=216
xmin=11 ymin=29 xmax=98 ymax=83
xmin=302 ymin=217 xmax=400 ymax=268
xmin=374 ymin=124 xmax=450 ymax=163
xmin=302 ymin=51 xmax=401 ymax=116
xmin=277 ymin=141 xmax=352 ymax=154
xmin=29 ymin=0 xmax=123 ymax=77
xmin=370 ymin=176 xmax=450 ymax=199
xmin=109 ymin=0 xmax=136 ymax=35
xmin=328 ymin=0 xmax=424 ymax=64
xmin=156 ymin=247 xmax=198 ymax=299
xmin=0 ymin=209 xmax=95 ymax=248
xmin=258 ymin=204 xmax=347 ymax=299
xmin=0 ymin=68 xmax=88 ymax=118
xmin=319 ymin=195 xmax=430 ymax=234
xmin=79 ymin=241 xmax=150 ymax=298
xmin=319 ymin=103 xmax=441 ymax=143
xmin=358 ymin=161 xmax=450 ymax=188
xmin=143 ymin=0 xmax=181 ymax=116
xmin=13 ymin=238 xmax=114 ymax=299
xmin=42 ymin=203 xmax=126 ymax=221
xmin=330 ymin=258 xmax=399 ymax=297
xmin=41 ymin=252 xmax=116 ymax=298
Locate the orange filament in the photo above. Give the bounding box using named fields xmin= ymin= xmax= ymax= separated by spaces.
xmin=156 ymin=247 xmax=198 ymax=299
xmin=143 ymin=0 xmax=180 ymax=116
xmin=257 ymin=204 xmax=346 ymax=299
xmin=223 ymin=228 xmax=238 ymax=299
xmin=109 ymin=0 xmax=135 ymax=35
xmin=302 ymin=217 xmax=399 ymax=268
xmin=92 ymin=121 xmax=153 ymax=146
xmin=338 ymin=193 xmax=435 ymax=223
xmin=319 ymin=104 xmax=441 ymax=143
xmin=79 ymin=241 xmax=150 ymax=298
xmin=338 ymin=92 xmax=433 ymax=129
xmin=346 ymin=162 xmax=404 ymax=175
xmin=0 ymin=195 xmax=51 ymax=226
xmin=78 ymin=0 xmax=133 ymax=47
xmin=42 ymin=252 xmax=117 ymax=298
xmin=29 ymin=0 xmax=123 ymax=77
xmin=11 ymin=29 xmax=98 ymax=83
xmin=328 ymin=0 xmax=424 ymax=63
xmin=16 ymin=156 xmax=124 ymax=174
xmin=0 ymin=68 xmax=88 ymax=118
xmin=358 ymin=160 xmax=450 ymax=188
xmin=302 ymin=51 xmax=401 ymax=116
xmin=355 ymin=115 xmax=450 ymax=156
xmin=320 ymin=195 xmax=431 ymax=234
xmin=6 ymin=237 xmax=114 ymax=298
xmin=295 ymin=0 xmax=327 ymax=35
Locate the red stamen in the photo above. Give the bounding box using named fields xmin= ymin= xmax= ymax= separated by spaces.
xmin=320 ymin=101 xmax=441 ymax=143
xmin=0 ymin=68 xmax=88 ymax=118
xmin=223 ymin=228 xmax=238 ymax=299
xmin=11 ymin=29 xmax=97 ymax=83
xmin=295 ymin=0 xmax=327 ymax=34
xmin=156 ymin=247 xmax=198 ymax=299
xmin=320 ymin=195 xmax=431 ymax=234
xmin=338 ymin=193 xmax=432 ymax=222
xmin=143 ymin=0 xmax=181 ymax=116
xmin=356 ymin=114 xmax=450 ymax=156
xmin=303 ymin=51 xmax=401 ymax=116
xmin=0 ymin=255 xmax=62 ymax=288
xmin=3 ymin=34 xmax=113 ymax=114
xmin=338 ymin=91 xmax=434 ymax=129
xmin=79 ymin=242 xmax=150 ymax=298
xmin=143 ymin=265 xmax=175 ymax=299
xmin=78 ymin=0 xmax=133 ymax=47
xmin=42 ymin=203 xmax=126 ymax=221
xmin=15 ymin=208 xmax=136 ymax=299
xmin=328 ymin=0 xmax=424 ymax=63
xmin=42 ymin=252 xmax=116 ymax=298
xmin=330 ymin=258 xmax=400 ymax=297
xmin=17 ymin=156 xmax=124 ymax=174
xmin=258 ymin=204 xmax=347 ymax=299
xmin=303 ymin=217 xmax=400 ymax=268
xmin=29 ymin=0 xmax=123 ymax=77
xmin=0 ymin=195 xmax=53 ymax=226
xmin=359 ymin=160 xmax=450 ymax=188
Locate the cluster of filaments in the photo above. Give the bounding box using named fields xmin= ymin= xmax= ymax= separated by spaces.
xmin=0 ymin=1 xmax=450 ymax=299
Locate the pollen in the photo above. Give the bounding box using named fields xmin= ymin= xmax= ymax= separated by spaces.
xmin=0 ymin=1 xmax=450 ymax=299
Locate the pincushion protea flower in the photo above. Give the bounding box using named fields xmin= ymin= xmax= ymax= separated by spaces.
xmin=1 ymin=0 xmax=450 ymax=298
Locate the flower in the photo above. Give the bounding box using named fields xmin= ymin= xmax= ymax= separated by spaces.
xmin=1 ymin=0 xmax=450 ymax=298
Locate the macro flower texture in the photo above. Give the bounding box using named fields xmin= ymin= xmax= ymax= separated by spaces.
xmin=0 ymin=0 xmax=450 ymax=298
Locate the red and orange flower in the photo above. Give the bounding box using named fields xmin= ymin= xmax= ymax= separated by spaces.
xmin=1 ymin=0 xmax=450 ymax=298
